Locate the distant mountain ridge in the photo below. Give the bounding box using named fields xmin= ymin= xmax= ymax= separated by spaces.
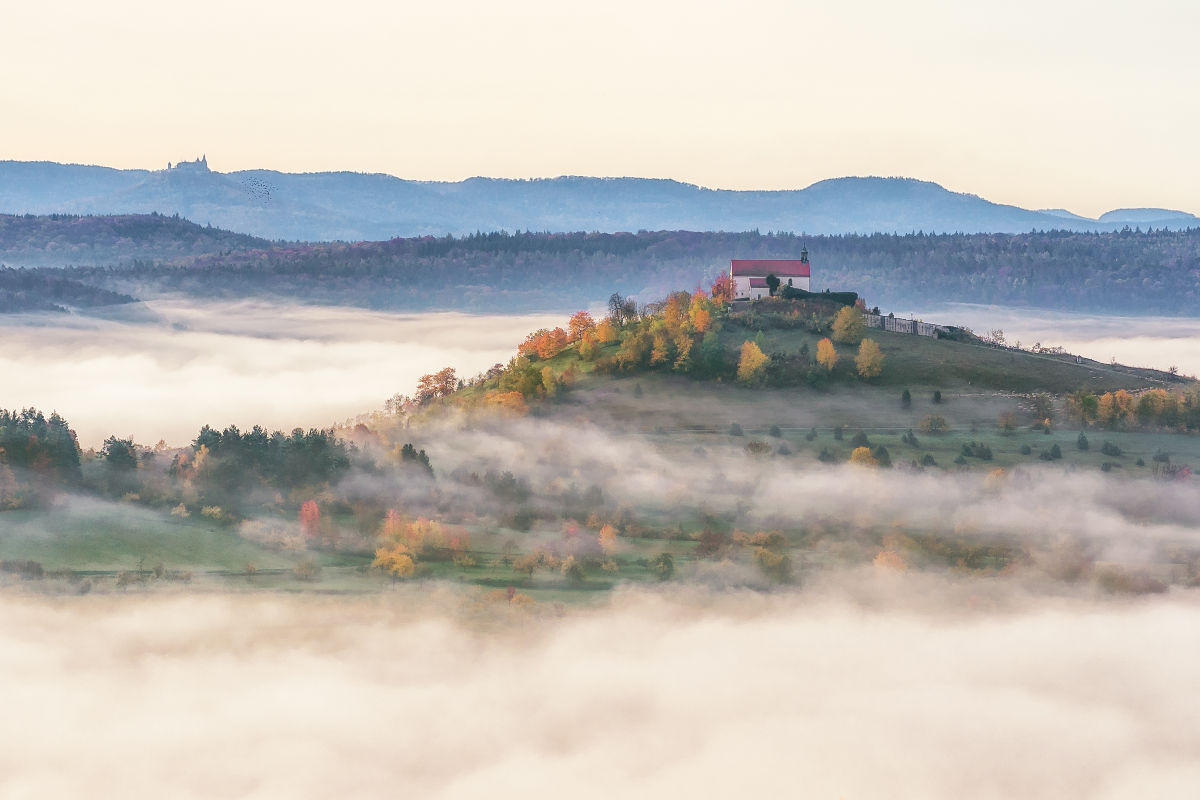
xmin=1 ymin=160 xmax=1197 ymax=243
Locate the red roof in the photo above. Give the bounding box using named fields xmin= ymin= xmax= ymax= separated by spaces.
xmin=731 ymin=259 xmax=810 ymax=278
xmin=748 ymin=278 xmax=768 ymax=288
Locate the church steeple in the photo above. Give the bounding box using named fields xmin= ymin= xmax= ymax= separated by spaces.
xmin=800 ymin=246 xmax=809 ymax=264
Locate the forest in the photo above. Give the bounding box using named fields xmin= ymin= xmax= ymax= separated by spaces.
xmin=52 ymin=226 xmax=1200 ymax=314
xmin=0 ymin=267 xmax=135 ymax=312
xmin=0 ymin=212 xmax=271 ymax=268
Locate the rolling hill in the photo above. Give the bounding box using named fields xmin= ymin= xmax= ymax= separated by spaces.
xmin=3 ymin=160 xmax=1197 ymax=242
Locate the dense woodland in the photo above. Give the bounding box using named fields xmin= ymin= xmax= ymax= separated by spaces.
xmin=0 ymin=213 xmax=271 ymax=267
xmin=53 ymin=227 xmax=1200 ymax=314
xmin=0 ymin=267 xmax=135 ymax=312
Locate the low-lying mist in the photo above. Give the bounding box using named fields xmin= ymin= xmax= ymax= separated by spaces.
xmin=1 ymin=585 xmax=1196 ymax=799
xmin=0 ymin=300 xmax=561 ymax=447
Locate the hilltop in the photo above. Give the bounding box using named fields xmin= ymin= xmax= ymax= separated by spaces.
xmin=3 ymin=161 xmax=1198 ymax=241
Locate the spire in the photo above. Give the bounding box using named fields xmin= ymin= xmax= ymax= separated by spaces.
xmin=800 ymin=245 xmax=809 ymax=264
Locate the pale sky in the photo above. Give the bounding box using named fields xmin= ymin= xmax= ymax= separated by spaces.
xmin=4 ymin=0 xmax=1198 ymax=217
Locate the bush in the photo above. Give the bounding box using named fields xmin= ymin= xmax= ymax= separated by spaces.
xmin=1100 ymin=441 xmax=1121 ymax=457
xmin=833 ymin=426 xmax=844 ymax=441
xmin=872 ymin=445 xmax=892 ymax=467
xmin=850 ymin=431 xmax=871 ymax=448
xmin=1153 ymin=449 xmax=1170 ymax=463
xmin=768 ymin=424 xmax=782 ymax=438
xmin=650 ymin=552 xmax=675 ymax=581
xmin=1050 ymin=444 xmax=1062 ymax=459
xmin=901 ymin=429 xmax=920 ymax=447
xmin=961 ymin=441 xmax=993 ymax=460
xmin=729 ymin=422 xmax=744 ymax=437
xmin=805 ymin=427 xmax=817 ymax=441
xmin=777 ymin=443 xmax=792 ymax=456
xmin=1077 ymin=432 xmax=1089 ymax=450
xmin=932 ymin=390 xmax=943 ymax=404
xmin=920 ymin=453 xmax=937 ymax=467
xmin=919 ymin=415 xmax=949 ymax=434
xmin=1020 ymin=444 xmax=1032 ymax=455
xmin=901 ymin=389 xmax=912 ymax=409
xmin=817 ymin=447 xmax=836 ymax=463
xmin=744 ymin=440 xmax=772 ymax=458
xmin=1136 ymin=457 xmax=1146 ymax=467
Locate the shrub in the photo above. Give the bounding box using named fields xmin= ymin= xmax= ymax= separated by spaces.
xmin=872 ymin=445 xmax=892 ymax=467
xmin=1020 ymin=444 xmax=1032 ymax=455
xmin=729 ymin=422 xmax=744 ymax=437
xmin=850 ymin=431 xmax=871 ymax=448
xmin=1100 ymin=441 xmax=1121 ymax=457
xmin=920 ymin=454 xmax=937 ymax=467
xmin=777 ymin=443 xmax=792 ymax=456
xmin=1136 ymin=457 xmax=1146 ymax=467
xmin=1050 ymin=444 xmax=1063 ymax=459
xmin=817 ymin=447 xmax=836 ymax=463
xmin=933 ymin=390 xmax=943 ymax=404
xmin=805 ymin=427 xmax=817 ymax=441
xmin=744 ymin=440 xmax=773 ymax=458
xmin=919 ymin=415 xmax=949 ymax=434
xmin=832 ymin=425 xmax=844 ymax=441
xmin=901 ymin=389 xmax=912 ymax=409
xmin=1077 ymin=432 xmax=1089 ymax=451
xmin=768 ymin=424 xmax=782 ymax=438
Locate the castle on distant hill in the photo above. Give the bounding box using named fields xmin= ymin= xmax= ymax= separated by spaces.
xmin=166 ymin=155 xmax=209 ymax=172
xmin=730 ymin=249 xmax=811 ymax=300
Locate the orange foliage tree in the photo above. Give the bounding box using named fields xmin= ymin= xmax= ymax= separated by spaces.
xmin=299 ymin=500 xmax=321 ymax=539
xmin=568 ymin=311 xmax=597 ymax=342
xmin=518 ymin=327 xmax=570 ymax=360
xmin=416 ymin=367 xmax=458 ymax=404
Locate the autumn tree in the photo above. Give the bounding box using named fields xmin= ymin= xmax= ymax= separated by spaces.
xmin=373 ymin=541 xmax=415 ymax=580
xmin=736 ymin=340 xmax=770 ymax=385
xmin=598 ymin=524 xmax=618 ymax=555
xmin=849 ymin=446 xmax=878 ymax=467
xmin=816 ymin=338 xmax=838 ymax=371
xmin=416 ymin=367 xmax=458 ymax=404
xmin=831 ymin=306 xmax=866 ymax=344
xmin=299 ymin=500 xmax=321 ymax=539
xmin=710 ymin=274 xmax=735 ymax=305
xmin=568 ymin=311 xmax=596 ymax=342
xmin=854 ymin=338 xmax=884 ymax=379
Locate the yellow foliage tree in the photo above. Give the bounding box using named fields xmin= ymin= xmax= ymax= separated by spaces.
xmin=594 ymin=318 xmax=618 ymax=344
xmin=854 ymin=338 xmax=885 ymax=379
xmin=831 ymin=306 xmax=866 ymax=344
xmin=849 ymin=446 xmax=878 ymax=467
xmin=374 ymin=541 xmax=415 ymax=579
xmin=598 ymin=524 xmax=618 ymax=555
xmin=816 ymin=337 xmax=838 ymax=371
xmin=873 ymin=549 xmax=908 ymax=571
xmin=736 ymin=340 xmax=770 ymax=385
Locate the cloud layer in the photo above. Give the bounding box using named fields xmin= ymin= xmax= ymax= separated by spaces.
xmin=0 ymin=586 xmax=1197 ymax=799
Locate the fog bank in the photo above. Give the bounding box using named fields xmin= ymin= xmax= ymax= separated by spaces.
xmin=0 ymin=300 xmax=560 ymax=446
xmin=1 ymin=586 xmax=1197 ymax=799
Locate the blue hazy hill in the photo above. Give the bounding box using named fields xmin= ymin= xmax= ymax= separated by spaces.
xmin=1 ymin=160 xmax=1196 ymax=242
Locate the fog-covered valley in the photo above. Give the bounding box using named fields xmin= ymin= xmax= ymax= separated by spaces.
xmin=3 ymin=300 xmax=1198 ymax=448
xmin=2 ymin=586 xmax=1198 ymax=799
xmin=0 ymin=301 xmax=561 ymax=447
